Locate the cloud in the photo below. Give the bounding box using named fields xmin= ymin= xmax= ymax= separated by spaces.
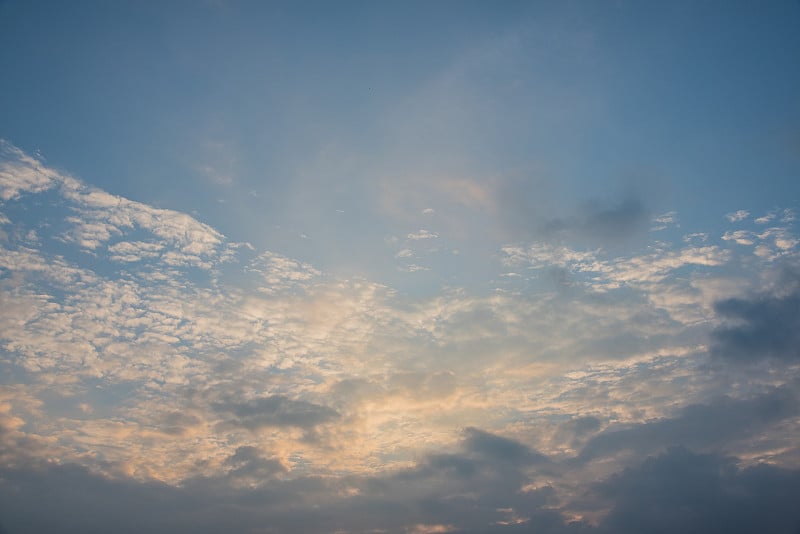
xmin=245 ymin=251 xmax=321 ymax=293
xmin=58 ymin=180 xmax=230 ymax=267
xmin=408 ymin=229 xmax=439 ymax=240
xmin=3 ymin=443 xmax=798 ymax=534
xmin=462 ymin=427 xmax=549 ymax=465
xmin=721 ymin=225 xmax=799 ymax=260
xmin=722 ymin=230 xmax=755 ymax=245
xmin=540 ymin=197 xmax=650 ymax=246
xmin=502 ymin=240 xmax=730 ymax=292
xmin=0 ymin=428 xmax=568 ymax=534
xmin=223 ymin=446 xmax=287 ymax=482
xmin=725 ymin=210 xmax=750 ymax=222
xmin=590 ymin=447 xmax=800 ymax=534
xmin=0 ymin=141 xmax=235 ymax=270
xmin=107 ymin=240 xmax=165 ymax=262
xmin=578 ymin=386 xmax=798 ymax=462
xmin=213 ymin=395 xmax=339 ymax=430
xmin=0 ymin=141 xmax=62 ymax=201
xmin=402 ymin=263 xmax=430 ymax=272
xmin=650 ymin=211 xmax=677 ymax=231
xmin=2 ymin=143 xmax=800 ymax=532
xmin=711 ymin=281 xmax=800 ymax=362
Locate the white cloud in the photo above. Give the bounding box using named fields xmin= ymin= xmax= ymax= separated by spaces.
xmin=1 ymin=144 xmax=233 ymax=270
xmin=722 ymin=230 xmax=755 ymax=245
xmin=650 ymin=211 xmax=677 ymax=231
xmin=408 ymin=229 xmax=439 ymax=240
xmin=402 ymin=264 xmax=430 ymax=272
xmin=107 ymin=241 xmax=165 ymax=262
xmin=683 ymin=232 xmax=708 ymax=243
xmin=725 ymin=210 xmax=750 ymax=222
xmin=0 ymin=141 xmax=62 ymax=201
xmin=245 ymin=251 xmax=321 ymax=293
xmin=501 ymin=241 xmax=731 ymax=294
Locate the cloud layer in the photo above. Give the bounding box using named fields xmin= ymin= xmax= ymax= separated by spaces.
xmin=1 ymin=143 xmax=799 ymax=531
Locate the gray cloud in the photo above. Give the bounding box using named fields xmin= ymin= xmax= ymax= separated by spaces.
xmin=495 ymin=171 xmax=653 ymax=247
xmin=711 ymin=281 xmax=800 ymax=362
xmin=0 ymin=428 xmax=570 ymax=534
xmin=553 ymin=416 xmax=603 ymax=450
xmin=2 ymin=429 xmax=800 ymax=534
xmin=154 ymin=411 xmax=202 ymax=437
xmin=212 ymin=395 xmax=339 ymax=430
xmin=462 ymin=426 xmax=549 ymax=466
xmin=578 ymin=386 xmax=798 ymax=462
xmin=540 ymin=197 xmax=651 ymax=246
xmin=591 ymin=447 xmax=800 ymax=534
xmin=223 ymin=446 xmax=287 ymax=481
xmin=542 ymin=197 xmax=650 ymax=246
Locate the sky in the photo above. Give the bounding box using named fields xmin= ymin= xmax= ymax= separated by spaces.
xmin=1 ymin=1 xmax=800 ymax=532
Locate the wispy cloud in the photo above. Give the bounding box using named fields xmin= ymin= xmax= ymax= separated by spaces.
xmin=408 ymin=229 xmax=439 ymax=240
xmin=725 ymin=210 xmax=750 ymax=223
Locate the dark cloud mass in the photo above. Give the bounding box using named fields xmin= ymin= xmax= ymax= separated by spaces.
xmin=711 ymin=285 xmax=800 ymax=362
xmin=212 ymin=395 xmax=339 ymax=430
xmin=463 ymin=426 xmax=549 ymax=465
xmin=578 ymin=386 xmax=798 ymax=462
xmin=0 ymin=429 xmax=567 ymax=534
xmin=223 ymin=446 xmax=287 ymax=480
xmin=3 ymin=434 xmax=800 ymax=533
xmin=593 ymin=447 xmax=800 ymax=534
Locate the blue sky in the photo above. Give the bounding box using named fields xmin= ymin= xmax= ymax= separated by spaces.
xmin=1 ymin=1 xmax=800 ymax=533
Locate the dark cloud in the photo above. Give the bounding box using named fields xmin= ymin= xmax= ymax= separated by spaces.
xmin=336 ymin=428 xmax=568 ymax=533
xmin=155 ymin=411 xmax=201 ymax=436
xmin=0 ymin=463 xmax=181 ymax=534
xmin=711 ymin=285 xmax=800 ymax=362
xmin=553 ymin=416 xmax=603 ymax=450
xmin=541 ymin=197 xmax=650 ymax=246
xmin=212 ymin=395 xmax=339 ymax=430
xmin=567 ymin=416 xmax=602 ymax=437
xmin=463 ymin=427 xmax=549 ymax=465
xmin=2 ymin=430 xmax=799 ymax=533
xmin=496 ymin=172 xmax=652 ymax=246
xmin=223 ymin=446 xmax=287 ymax=480
xmin=578 ymin=386 xmax=798 ymax=462
xmin=591 ymin=447 xmax=800 ymax=534
xmin=0 ymin=428 xmax=567 ymax=534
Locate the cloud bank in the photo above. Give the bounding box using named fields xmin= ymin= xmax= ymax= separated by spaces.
xmin=1 ymin=143 xmax=799 ymax=532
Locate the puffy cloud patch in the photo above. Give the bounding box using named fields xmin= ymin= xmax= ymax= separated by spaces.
xmin=725 ymin=210 xmax=750 ymax=222
xmin=245 ymin=251 xmax=321 ymax=293
xmin=0 ymin=141 xmax=62 ymax=201
xmin=650 ymin=211 xmax=677 ymax=232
